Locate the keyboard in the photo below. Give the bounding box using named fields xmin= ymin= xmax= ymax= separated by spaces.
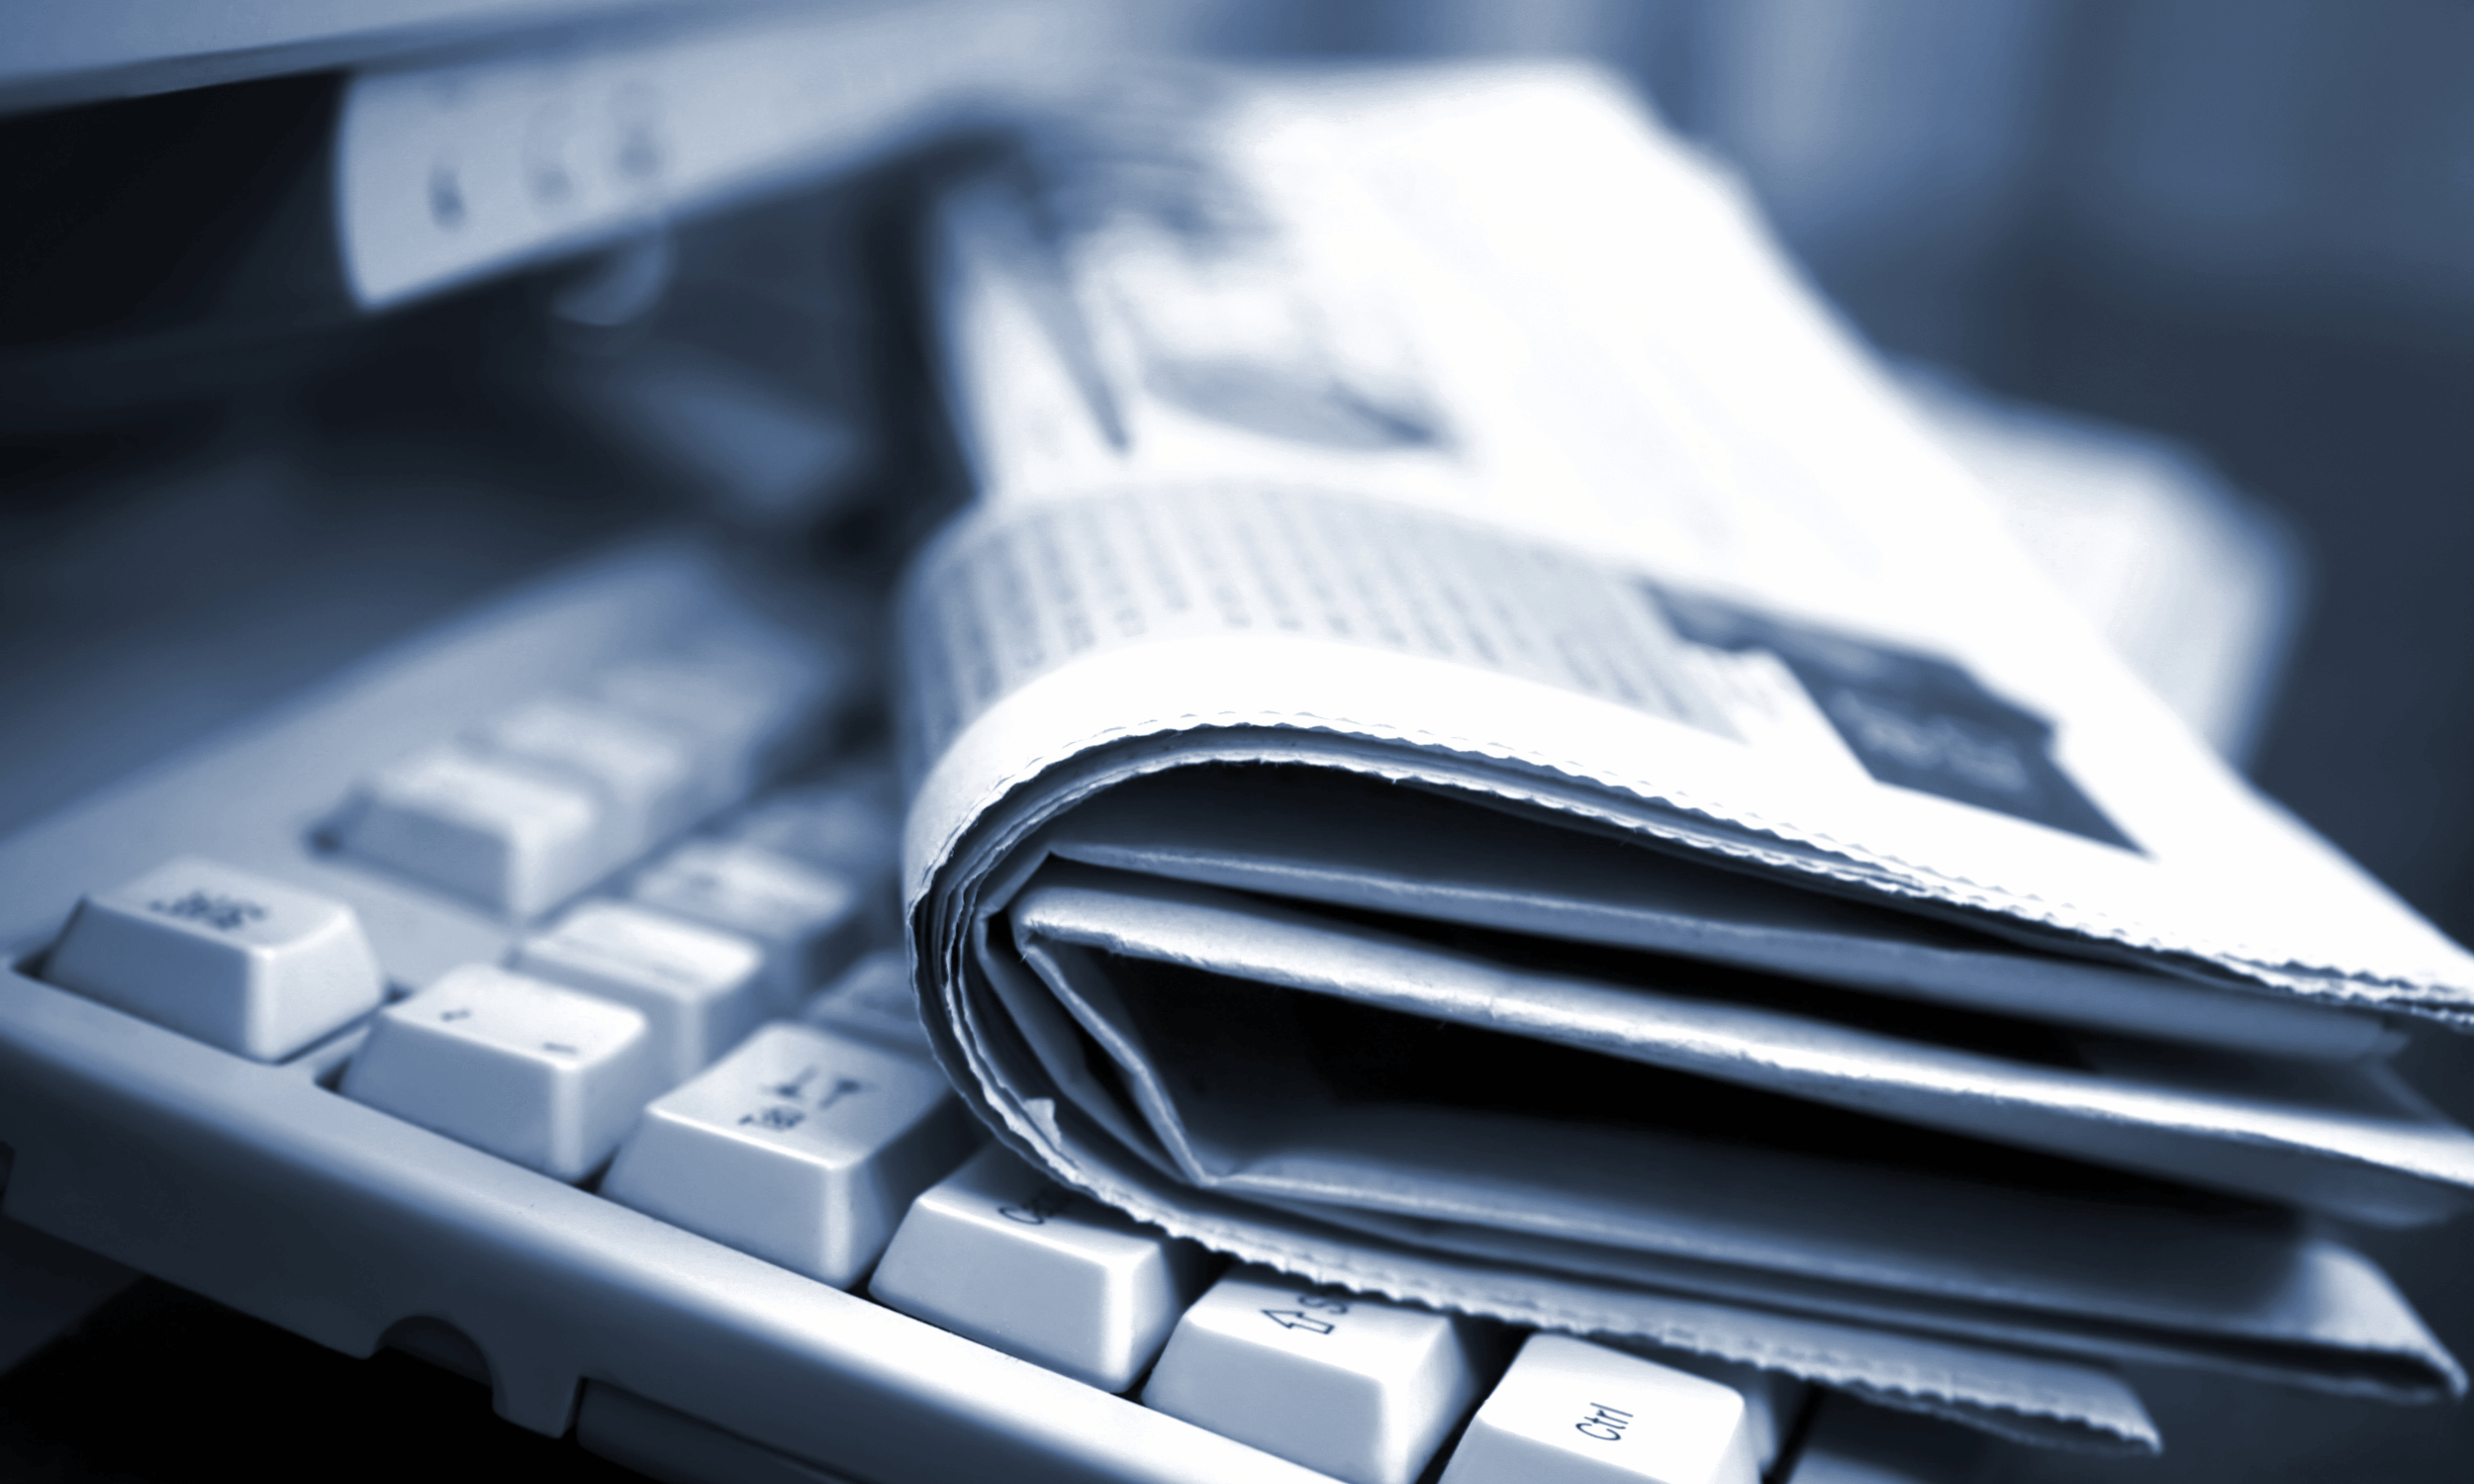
xmin=0 ymin=533 xmax=1983 ymax=1484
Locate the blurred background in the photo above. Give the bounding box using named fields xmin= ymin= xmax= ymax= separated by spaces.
xmin=3 ymin=2 xmax=2472 ymax=1480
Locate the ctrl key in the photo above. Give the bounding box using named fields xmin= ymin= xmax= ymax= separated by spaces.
xmin=1439 ymin=1334 xmax=1762 ymax=1484
xmin=341 ymin=964 xmax=661 ymax=1182
xmin=45 ymin=857 xmax=385 ymax=1062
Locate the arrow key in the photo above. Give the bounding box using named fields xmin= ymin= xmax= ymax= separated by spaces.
xmin=1143 ymin=1265 xmax=1490 ymax=1484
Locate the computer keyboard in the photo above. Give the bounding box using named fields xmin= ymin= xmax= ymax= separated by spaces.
xmin=0 ymin=534 xmax=1980 ymax=1484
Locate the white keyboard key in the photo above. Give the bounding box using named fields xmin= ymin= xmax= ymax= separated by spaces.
xmin=511 ymin=901 xmax=766 ymax=1084
xmin=337 ymin=744 xmax=605 ymax=918
xmin=1144 ymin=1266 xmax=1487 ymax=1484
xmin=600 ymin=1023 xmax=977 ymax=1287
xmin=1656 ymin=1351 xmax=1805 ymax=1472
xmin=801 ymin=949 xmax=931 ymax=1058
xmin=726 ymin=777 xmax=898 ymax=882
xmin=341 ymin=964 xmax=661 ymax=1181
xmin=1438 ymin=1333 xmax=1760 ymax=1484
xmin=45 ymin=857 xmax=385 ymax=1062
xmin=589 ymin=653 xmax=814 ymax=815
xmin=473 ymin=696 xmax=702 ymax=859
xmin=870 ymin=1145 xmax=1214 ymax=1392
xmin=628 ymin=840 xmax=862 ymax=1007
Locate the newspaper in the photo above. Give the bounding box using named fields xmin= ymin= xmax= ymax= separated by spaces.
xmin=889 ymin=64 xmax=2474 ymax=1452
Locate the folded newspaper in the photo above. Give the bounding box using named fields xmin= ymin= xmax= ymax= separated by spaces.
xmin=890 ymin=64 xmax=2474 ymax=1453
